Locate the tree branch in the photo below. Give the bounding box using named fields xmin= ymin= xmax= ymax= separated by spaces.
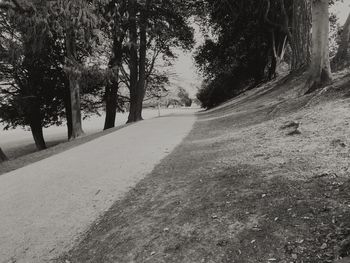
xmin=264 ymin=0 xmax=284 ymax=32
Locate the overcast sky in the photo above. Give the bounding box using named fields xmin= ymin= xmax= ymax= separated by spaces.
xmin=172 ymin=2 xmax=350 ymax=98
xmin=333 ymin=1 xmax=350 ymax=24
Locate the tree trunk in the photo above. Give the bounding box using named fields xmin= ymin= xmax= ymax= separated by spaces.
xmin=68 ymin=75 xmax=84 ymax=139
xmin=128 ymin=88 xmax=143 ymax=123
xmin=134 ymin=0 xmax=150 ymax=121
xmin=269 ymin=31 xmax=288 ymax=78
xmin=104 ymin=81 xmax=119 ymax=130
xmin=269 ymin=54 xmax=277 ymax=79
xmin=291 ymin=0 xmax=312 ymax=71
xmin=331 ymin=12 xmax=350 ymax=71
xmin=264 ymin=0 xmax=289 ymax=78
xmin=30 ymin=122 xmax=46 ymax=151
xmin=305 ymin=0 xmax=332 ymax=94
xmin=63 ymin=79 xmax=73 ymax=139
xmin=127 ymin=0 xmax=141 ymax=123
xmin=65 ymin=26 xmax=84 ymax=139
xmin=27 ymin=97 xmax=46 ymax=150
xmin=0 ymin=147 xmax=8 ymax=163
xmin=104 ymin=15 xmax=124 ymax=130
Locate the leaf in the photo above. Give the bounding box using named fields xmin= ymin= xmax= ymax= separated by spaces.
xmin=320 ymin=243 xmax=328 ymax=250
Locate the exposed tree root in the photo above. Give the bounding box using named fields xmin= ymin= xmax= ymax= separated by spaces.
xmin=303 ymin=68 xmax=333 ymax=95
xmin=301 ymin=85 xmax=333 ymax=110
xmin=268 ymin=101 xmax=286 ymax=117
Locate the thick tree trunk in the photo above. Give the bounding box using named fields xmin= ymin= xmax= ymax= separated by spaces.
xmin=104 ymin=20 xmax=123 ymax=130
xmin=26 ymin=97 xmax=46 ymax=150
xmin=291 ymin=0 xmax=312 ymax=71
xmin=0 ymin=147 xmax=8 ymax=163
xmin=127 ymin=0 xmax=141 ymax=123
xmin=104 ymin=81 xmax=119 ymax=130
xmin=128 ymin=0 xmax=151 ymax=122
xmin=331 ymin=12 xmax=350 ymax=71
xmin=30 ymin=122 xmax=46 ymax=151
xmin=65 ymin=26 xmax=84 ymax=139
xmin=305 ymin=0 xmax=332 ymax=94
xmin=68 ymin=75 xmax=84 ymax=139
xmin=128 ymin=88 xmax=143 ymax=123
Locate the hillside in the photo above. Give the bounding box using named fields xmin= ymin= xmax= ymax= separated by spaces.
xmin=60 ymin=72 xmax=350 ymax=263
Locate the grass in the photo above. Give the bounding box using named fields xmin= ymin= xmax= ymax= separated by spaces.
xmin=0 ymin=123 xmax=130 ymax=176
xmin=58 ymin=74 xmax=350 ymax=262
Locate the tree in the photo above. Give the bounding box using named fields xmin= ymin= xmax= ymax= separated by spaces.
xmin=263 ymin=0 xmax=291 ymax=78
xmin=290 ymin=0 xmax=312 ymax=70
xmin=305 ymin=0 xmax=332 ymax=93
xmin=126 ymin=0 xmax=140 ymax=123
xmin=264 ymin=0 xmax=312 ymax=73
xmin=194 ymin=0 xmax=276 ymax=107
xmin=332 ymin=12 xmax=350 ymax=71
xmin=126 ymin=0 xmax=194 ymax=123
xmin=177 ymin=87 xmax=192 ymax=107
xmin=48 ymin=0 xmax=105 ymax=139
xmin=0 ymin=0 xmax=66 ymax=150
xmin=126 ymin=0 xmax=153 ymax=123
xmin=102 ymin=0 xmax=127 ymax=130
xmin=1 ymin=0 xmax=108 ymax=149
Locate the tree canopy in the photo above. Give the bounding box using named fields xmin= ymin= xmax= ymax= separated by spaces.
xmin=0 ymin=0 xmax=349 ymax=152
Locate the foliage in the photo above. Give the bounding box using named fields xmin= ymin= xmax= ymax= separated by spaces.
xmin=0 ymin=0 xmax=110 ymax=132
xmin=196 ymin=73 xmax=248 ymax=109
xmin=329 ymin=13 xmax=340 ymax=58
xmin=177 ymin=86 xmax=192 ymax=107
xmin=0 ymin=2 xmax=67 ymax=129
xmin=194 ymin=0 xmax=282 ymax=108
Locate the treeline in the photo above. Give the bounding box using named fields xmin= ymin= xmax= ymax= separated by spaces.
xmin=0 ymin=0 xmax=194 ymax=156
xmin=195 ymin=0 xmax=350 ymax=109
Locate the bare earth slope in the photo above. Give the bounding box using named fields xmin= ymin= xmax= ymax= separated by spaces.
xmin=62 ymin=72 xmax=350 ymax=263
xmin=0 ymin=110 xmax=196 ymax=263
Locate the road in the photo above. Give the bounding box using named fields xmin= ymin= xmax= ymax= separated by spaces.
xmin=0 ymin=110 xmax=196 ymax=263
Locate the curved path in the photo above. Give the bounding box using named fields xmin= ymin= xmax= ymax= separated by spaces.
xmin=0 ymin=110 xmax=196 ymax=263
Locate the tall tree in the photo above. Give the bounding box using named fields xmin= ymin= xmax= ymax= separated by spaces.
xmin=126 ymin=0 xmax=193 ymax=123
xmin=48 ymin=0 xmax=104 ymax=139
xmin=103 ymin=0 xmax=127 ymax=130
xmin=195 ymin=0 xmax=277 ymax=108
xmin=0 ymin=0 xmax=66 ymax=150
xmin=305 ymin=0 xmax=332 ymax=93
xmin=263 ymin=0 xmax=290 ymax=78
xmin=133 ymin=0 xmax=151 ymax=122
xmin=331 ymin=12 xmax=350 ymax=71
xmin=126 ymin=0 xmax=140 ymax=123
xmin=264 ymin=0 xmax=312 ymax=73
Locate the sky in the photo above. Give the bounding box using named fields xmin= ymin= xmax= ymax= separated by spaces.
xmin=171 ymin=23 xmax=204 ymax=98
xmin=172 ymin=2 xmax=350 ymax=98
xmin=332 ymin=1 xmax=350 ymax=24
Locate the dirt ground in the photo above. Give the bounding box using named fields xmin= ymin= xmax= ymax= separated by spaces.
xmin=60 ymin=73 xmax=350 ymax=263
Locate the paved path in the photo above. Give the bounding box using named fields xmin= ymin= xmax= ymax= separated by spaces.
xmin=0 ymin=111 xmax=196 ymax=263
